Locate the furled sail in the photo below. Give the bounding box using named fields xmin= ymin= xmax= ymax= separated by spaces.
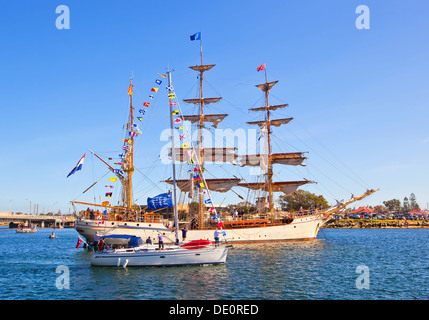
xmin=164 ymin=178 xmax=241 ymax=193
xmin=271 ymin=152 xmax=307 ymax=166
xmin=255 ymin=81 xmax=278 ymax=92
xmin=189 ymin=64 xmax=216 ymax=73
xmin=182 ymin=98 xmax=222 ymax=106
xmin=237 ymin=180 xmax=313 ymax=195
xmin=247 ymin=118 xmax=293 ymax=128
xmin=239 ymin=152 xmax=307 ymax=167
xmin=170 ymin=147 xmax=238 ymax=163
xmin=250 ymin=104 xmax=289 ymax=112
xmin=181 ymin=114 xmax=228 ymax=128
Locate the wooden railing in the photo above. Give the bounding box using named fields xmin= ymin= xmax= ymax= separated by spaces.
xmin=79 ymin=211 xmax=164 ymax=223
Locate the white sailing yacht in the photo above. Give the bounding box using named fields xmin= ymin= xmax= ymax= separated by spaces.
xmin=90 ymin=235 xmax=228 ymax=267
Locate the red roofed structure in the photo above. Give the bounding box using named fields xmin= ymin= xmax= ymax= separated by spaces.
xmin=408 ymin=209 xmax=427 ymax=215
xmin=350 ymin=206 xmax=375 ymax=214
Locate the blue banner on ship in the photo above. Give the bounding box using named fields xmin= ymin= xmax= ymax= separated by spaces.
xmin=147 ymin=193 xmax=173 ymax=209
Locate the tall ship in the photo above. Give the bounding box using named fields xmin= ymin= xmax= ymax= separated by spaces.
xmin=73 ymin=38 xmax=377 ymax=244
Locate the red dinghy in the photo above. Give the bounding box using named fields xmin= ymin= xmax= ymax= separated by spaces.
xmin=180 ymin=239 xmax=214 ymax=250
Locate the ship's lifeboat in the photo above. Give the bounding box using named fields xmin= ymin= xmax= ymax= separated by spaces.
xmin=180 ymin=239 xmax=214 ymax=250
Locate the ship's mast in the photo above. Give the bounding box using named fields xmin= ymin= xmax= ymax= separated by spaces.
xmin=184 ymin=38 xmax=224 ymax=229
xmin=242 ymin=66 xmax=313 ymax=212
xmin=263 ymin=68 xmax=274 ymax=213
xmin=198 ymin=44 xmax=205 ymax=229
xmin=123 ymin=76 xmax=134 ymax=216
xmin=78 ymin=78 xmax=135 ymax=217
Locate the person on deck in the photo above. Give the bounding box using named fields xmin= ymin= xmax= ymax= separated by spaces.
xmin=93 ymin=231 xmax=100 ymax=251
xmin=181 ymin=227 xmax=188 ymax=242
xmin=158 ymin=233 xmax=165 ymax=250
xmin=98 ymin=238 xmax=105 ymax=251
xmin=214 ymin=229 xmax=220 ymax=247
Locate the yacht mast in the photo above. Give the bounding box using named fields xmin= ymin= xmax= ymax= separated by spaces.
xmin=167 ymin=70 xmax=180 ymax=244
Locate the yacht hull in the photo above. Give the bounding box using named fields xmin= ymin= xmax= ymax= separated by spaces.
xmin=90 ymin=246 xmax=228 ymax=267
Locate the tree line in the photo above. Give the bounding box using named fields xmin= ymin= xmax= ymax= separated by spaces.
xmin=381 ymin=193 xmax=420 ymax=213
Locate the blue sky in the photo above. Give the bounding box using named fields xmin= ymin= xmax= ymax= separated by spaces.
xmin=0 ymin=0 xmax=428 ymax=214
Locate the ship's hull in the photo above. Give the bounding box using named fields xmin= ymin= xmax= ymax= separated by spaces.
xmin=75 ymin=214 xmax=328 ymax=244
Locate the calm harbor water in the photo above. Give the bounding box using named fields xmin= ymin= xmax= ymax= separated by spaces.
xmin=0 ymin=227 xmax=427 ymax=300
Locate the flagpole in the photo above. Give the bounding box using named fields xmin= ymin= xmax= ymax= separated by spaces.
xmin=200 ymin=38 xmax=203 ymax=67
xmin=78 ymin=236 xmax=94 ymax=251
xmin=167 ymin=70 xmax=180 ymax=245
xmin=264 ymin=63 xmax=267 ymax=84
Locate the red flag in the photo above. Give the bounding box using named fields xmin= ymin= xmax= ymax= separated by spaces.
xmin=217 ymin=222 xmax=224 ymax=228
xmin=257 ymin=63 xmax=265 ymax=72
xmin=76 ymin=238 xmax=83 ymax=249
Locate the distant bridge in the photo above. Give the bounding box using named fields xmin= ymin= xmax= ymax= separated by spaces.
xmin=0 ymin=212 xmax=76 ymax=228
